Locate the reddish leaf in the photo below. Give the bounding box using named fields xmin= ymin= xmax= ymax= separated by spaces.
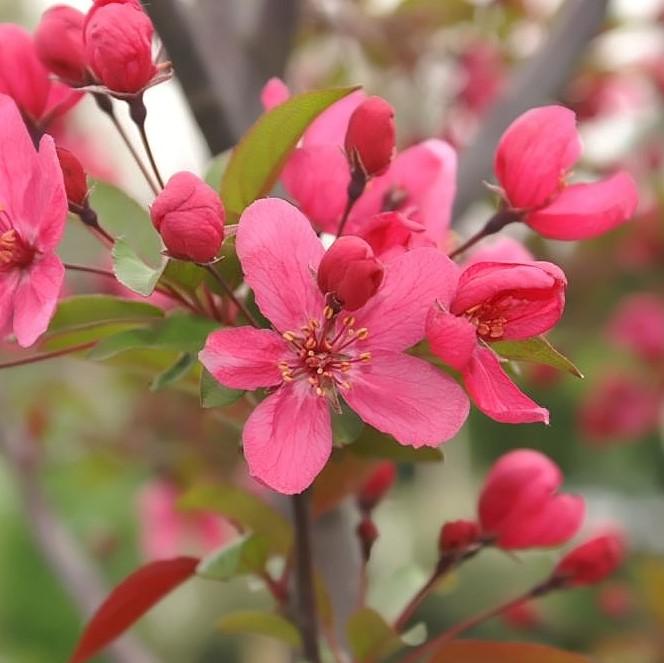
xmin=430 ymin=641 xmax=590 ymax=663
xmin=70 ymin=556 xmax=199 ymax=663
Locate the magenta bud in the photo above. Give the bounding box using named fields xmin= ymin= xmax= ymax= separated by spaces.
xmin=56 ymin=146 xmax=89 ymax=207
xmin=553 ymin=533 xmax=625 ymax=587
xmin=317 ymin=236 xmax=384 ymax=311
xmin=151 ymin=172 xmax=225 ymax=263
xmin=357 ymin=461 xmax=397 ymax=512
xmin=344 ymin=96 xmax=396 ymax=177
xmin=438 ymin=519 xmax=480 ymax=554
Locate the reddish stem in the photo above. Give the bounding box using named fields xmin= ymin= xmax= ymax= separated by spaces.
xmin=0 ymin=342 xmax=96 ymax=371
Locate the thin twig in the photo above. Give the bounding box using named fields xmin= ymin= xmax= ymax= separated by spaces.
xmin=0 ymin=342 xmax=96 ymax=371
xmin=203 ymin=264 xmax=260 ymax=327
xmin=129 ymin=97 xmax=165 ymax=190
xmin=448 ymin=208 xmax=520 ymax=260
xmin=64 ymin=263 xmax=116 ymax=279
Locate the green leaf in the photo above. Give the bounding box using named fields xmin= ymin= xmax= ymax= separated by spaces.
xmin=180 ymin=484 xmax=293 ymax=554
xmin=89 ymin=314 xmax=217 ymax=360
xmin=160 ymin=260 xmax=206 ymax=294
xmin=429 ymin=641 xmax=590 ymax=663
xmin=332 ymin=403 xmax=365 ymax=446
xmin=218 ymin=611 xmax=301 ymax=647
xmin=205 ymin=150 xmax=233 ymax=189
xmin=350 ymin=427 xmax=443 ymax=463
xmin=90 ymin=181 xmax=162 ymax=262
xmin=47 ymin=296 xmax=164 ymax=334
xmin=200 ymin=369 xmax=245 ymax=408
xmin=221 ymin=86 xmax=360 ymax=219
xmin=197 ymin=534 xmax=268 ymax=581
xmin=347 ymin=608 xmax=402 ymax=662
xmin=112 ymin=238 xmax=167 ymax=296
xmin=491 ymin=336 xmax=583 ymax=378
xmin=150 ymin=353 xmax=197 ymax=391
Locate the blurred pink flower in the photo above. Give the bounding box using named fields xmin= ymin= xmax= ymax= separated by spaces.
xmin=0 ymin=95 xmax=67 ymax=347
xmin=137 ymin=479 xmax=233 ymax=559
xmin=478 ymin=449 xmax=584 ymax=549
xmin=495 ymin=105 xmax=638 ymax=240
xmin=554 ymin=532 xmax=625 ymax=587
xmin=457 ymin=40 xmax=505 ymax=116
xmin=464 ymin=236 xmax=534 ymax=266
xmin=607 ymin=293 xmax=664 ymax=362
xmin=200 ymin=198 xmax=468 ymax=494
xmin=579 ymin=374 xmax=661 ymax=442
xmin=427 ymin=260 xmax=566 ymax=423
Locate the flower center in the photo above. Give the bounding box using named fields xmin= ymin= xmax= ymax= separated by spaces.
xmin=465 ymin=302 xmax=507 ymax=340
xmin=0 ymin=228 xmax=35 ymax=270
xmin=279 ymin=306 xmax=371 ymax=407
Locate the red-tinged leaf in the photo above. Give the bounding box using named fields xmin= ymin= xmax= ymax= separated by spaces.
xmin=430 ymin=641 xmax=590 ymax=663
xmin=70 ymin=557 xmax=199 ymax=663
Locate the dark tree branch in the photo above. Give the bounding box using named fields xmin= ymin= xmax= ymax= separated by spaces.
xmin=452 ymin=0 xmax=609 ymax=220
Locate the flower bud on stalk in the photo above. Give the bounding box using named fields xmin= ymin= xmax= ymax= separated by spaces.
xmin=34 ymin=6 xmax=88 ymax=86
xmin=553 ymin=533 xmax=625 ymax=587
xmin=57 ymin=147 xmax=89 ymax=209
xmin=357 ymin=461 xmax=397 ymax=512
xmin=357 ymin=517 xmax=379 ymax=562
xmin=151 ymin=172 xmax=225 ymax=263
xmin=317 ymin=236 xmax=384 ymax=311
xmin=438 ymin=519 xmax=480 ymax=554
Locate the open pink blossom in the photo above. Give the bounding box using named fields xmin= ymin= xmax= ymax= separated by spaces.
xmin=200 ymin=198 xmax=469 ymax=494
xmin=607 ymin=293 xmax=664 ymax=362
xmin=426 ymin=260 xmax=566 ymax=423
xmin=495 ymin=105 xmax=638 ymax=240
xmin=478 ymin=449 xmax=584 ymax=549
xmin=137 ymin=480 xmax=233 ymax=559
xmin=0 ymin=24 xmax=81 ymax=129
xmin=0 ymin=95 xmax=67 ymax=347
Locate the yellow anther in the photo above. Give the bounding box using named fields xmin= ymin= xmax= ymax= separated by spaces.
xmin=324 ymin=306 xmax=335 ymax=320
xmin=315 ymin=387 xmax=324 ymax=397
xmin=356 ymin=328 xmax=369 ymax=340
xmin=317 ymin=367 xmax=324 ymax=375
xmin=283 ymin=331 xmax=297 ymax=342
xmin=305 ymin=338 xmax=317 ymax=350
xmin=307 ymin=349 xmax=315 ymax=357
xmin=360 ymin=352 xmax=372 ymax=362
xmin=342 ymin=315 xmax=356 ymax=327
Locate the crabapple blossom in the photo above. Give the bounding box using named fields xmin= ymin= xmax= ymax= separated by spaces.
xmin=426 ymin=260 xmax=566 ymax=423
xmin=607 ymin=293 xmax=664 ymax=362
xmin=56 ymin=147 xmax=89 ymax=208
xmin=495 ymin=105 xmax=638 ymax=240
xmin=317 ymin=236 xmax=384 ymax=311
xmin=477 ymin=450 xmax=584 ymax=549
xmin=0 ymin=95 xmax=67 ymax=347
xmin=151 ymin=172 xmax=225 ymax=263
xmin=200 ymin=198 xmax=468 ymax=493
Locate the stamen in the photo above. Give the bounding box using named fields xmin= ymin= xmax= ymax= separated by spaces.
xmin=356 ymin=328 xmax=369 ymax=340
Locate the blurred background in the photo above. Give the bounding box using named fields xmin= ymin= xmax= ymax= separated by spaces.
xmin=2 ymin=0 xmax=664 ymax=661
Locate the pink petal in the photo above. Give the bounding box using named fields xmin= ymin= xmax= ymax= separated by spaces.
xmin=354 ymin=247 xmax=459 ymax=352
xmin=42 ymin=80 xmax=83 ymax=123
xmin=348 ymin=139 xmax=457 ymax=245
xmin=302 ymin=89 xmax=366 ymax=147
xmin=463 ymin=347 xmax=549 ymax=424
xmin=281 ymin=145 xmax=349 ymax=233
xmin=355 ymin=211 xmax=433 ymax=261
xmin=464 ymin=237 xmax=534 ymax=266
xmin=12 ymin=252 xmax=64 ymax=347
xmin=199 ymin=326 xmax=287 ymax=390
xmin=236 ymin=198 xmax=325 ymax=333
xmin=607 ymin=293 xmax=664 ymax=361
xmin=343 ymin=352 xmax=469 ymax=447
xmin=261 ymin=77 xmax=290 ymax=110
xmin=426 ymin=306 xmax=477 ymax=371
xmin=526 ymin=171 xmax=639 ymax=240
xmin=243 ymin=384 xmax=332 ymax=494
xmin=495 ymin=105 xmax=581 ymax=210
xmin=451 ymin=260 xmax=566 ymax=340
xmin=137 ymin=481 xmax=183 ymax=559
xmin=0 ymin=269 xmax=19 ymax=340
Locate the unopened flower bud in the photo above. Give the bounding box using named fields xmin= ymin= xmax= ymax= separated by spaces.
xmin=553 ymin=533 xmax=625 ymax=587
xmin=35 ymin=6 xmax=88 ymax=86
xmin=84 ymin=2 xmax=157 ymax=94
xmin=357 ymin=517 xmax=379 ymax=561
xmin=438 ymin=519 xmax=480 ymax=554
xmin=151 ymin=172 xmax=225 ymax=263
xmin=317 ymin=236 xmax=384 ymax=311
xmin=56 ymin=147 xmax=89 ymax=208
xmin=357 ymin=461 xmax=396 ymax=512
xmin=344 ymin=96 xmax=396 ymax=177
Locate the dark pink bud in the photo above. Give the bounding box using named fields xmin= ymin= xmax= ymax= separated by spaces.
xmin=438 ymin=520 xmax=480 ymax=554
xmin=35 ymin=6 xmax=88 ymax=86
xmin=357 ymin=462 xmax=396 ymax=511
xmin=344 ymin=96 xmax=396 ymax=177
xmin=478 ymin=449 xmax=584 ymax=550
xmin=84 ymin=3 xmax=157 ymax=94
xmin=317 ymin=236 xmax=384 ymax=311
xmin=151 ymin=172 xmax=225 ymax=263
xmin=56 ymin=147 xmax=89 ymax=207
xmin=554 ymin=533 xmax=625 ymax=586
xmin=357 ymin=517 xmax=379 ymax=561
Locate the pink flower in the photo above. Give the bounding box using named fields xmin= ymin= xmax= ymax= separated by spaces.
xmin=553 ymin=533 xmax=625 ymax=586
xmin=0 ymin=24 xmax=81 ymax=129
xmin=200 ymin=198 xmax=468 ymax=494
xmin=0 ymin=95 xmax=67 ymax=347
xmin=84 ymin=2 xmax=158 ymax=95
xmin=317 ymin=236 xmax=384 ymax=311
xmin=56 ymin=147 xmax=89 ymax=208
xmin=457 ymin=40 xmax=505 ymax=116
xmin=426 ymin=260 xmax=566 ymax=424
xmin=137 ymin=480 xmax=233 ymax=559
xmin=478 ymin=449 xmax=584 ymax=549
xmin=357 ymin=461 xmax=397 ymax=511
xmin=344 ymin=96 xmax=396 ymax=177
xmin=501 ymin=602 xmax=541 ymax=631
xmin=579 ymin=374 xmax=660 ymax=443
xmin=34 ymin=6 xmax=88 ymax=86
xmin=495 ymin=105 xmax=638 ymax=240
xmin=464 ymin=237 xmax=533 ymax=266
xmin=607 ymin=293 xmax=664 ymax=362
